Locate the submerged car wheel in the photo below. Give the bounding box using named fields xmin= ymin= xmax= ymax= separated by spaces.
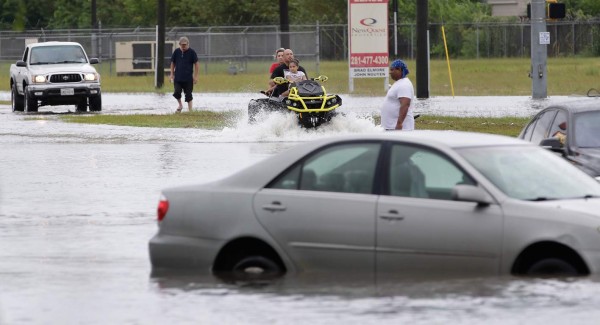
xmin=24 ymin=87 xmax=38 ymax=112
xmin=525 ymin=258 xmax=579 ymax=276
xmin=231 ymin=255 xmax=283 ymax=279
xmin=11 ymin=83 xmax=24 ymax=112
xmin=89 ymin=94 xmax=102 ymax=112
xmin=76 ymin=99 xmax=87 ymax=112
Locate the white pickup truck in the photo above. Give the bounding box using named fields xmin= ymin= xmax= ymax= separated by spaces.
xmin=9 ymin=41 xmax=101 ymax=112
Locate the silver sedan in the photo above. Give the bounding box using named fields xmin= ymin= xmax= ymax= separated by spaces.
xmin=149 ymin=131 xmax=600 ymax=279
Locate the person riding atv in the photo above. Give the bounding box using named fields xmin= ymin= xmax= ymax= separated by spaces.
xmin=249 ymin=75 xmax=342 ymax=128
xmin=266 ymin=49 xmax=308 ymax=97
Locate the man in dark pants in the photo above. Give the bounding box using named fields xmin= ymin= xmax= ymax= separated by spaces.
xmin=169 ymin=36 xmax=199 ymax=112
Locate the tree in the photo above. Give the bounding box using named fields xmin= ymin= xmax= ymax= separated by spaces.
xmin=2 ymin=0 xmax=599 ymax=31
xmin=563 ymin=0 xmax=600 ymax=19
xmin=290 ymin=0 xmax=347 ymax=24
xmin=0 ymin=0 xmax=52 ymax=30
xmin=49 ymin=0 xmax=90 ymax=28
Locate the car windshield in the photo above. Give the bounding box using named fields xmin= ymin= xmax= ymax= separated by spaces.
xmin=574 ymin=110 xmax=600 ymax=148
xmin=30 ymin=45 xmax=87 ymax=65
xmin=457 ymin=145 xmax=600 ymax=200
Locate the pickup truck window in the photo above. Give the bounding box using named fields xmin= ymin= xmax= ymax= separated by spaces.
xmin=23 ymin=48 xmax=29 ymax=62
xmin=30 ymin=45 xmax=87 ymax=65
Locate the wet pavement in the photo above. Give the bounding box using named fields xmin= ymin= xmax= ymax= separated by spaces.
xmin=1 ymin=93 xmax=600 ymax=324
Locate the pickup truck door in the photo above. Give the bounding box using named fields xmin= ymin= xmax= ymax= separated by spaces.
xmin=13 ymin=47 xmax=30 ymax=93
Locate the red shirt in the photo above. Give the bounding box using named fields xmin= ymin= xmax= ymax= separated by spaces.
xmin=269 ymin=62 xmax=281 ymax=74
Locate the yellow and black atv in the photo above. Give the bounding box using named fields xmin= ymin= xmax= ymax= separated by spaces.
xmin=248 ymin=75 xmax=342 ymax=128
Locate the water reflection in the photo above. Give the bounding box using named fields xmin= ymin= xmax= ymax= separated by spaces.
xmin=149 ymin=271 xmax=600 ymax=324
xmin=157 ymin=143 xmax=177 ymax=176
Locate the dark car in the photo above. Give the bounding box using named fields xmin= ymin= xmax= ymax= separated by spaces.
xmin=518 ymin=99 xmax=600 ymax=180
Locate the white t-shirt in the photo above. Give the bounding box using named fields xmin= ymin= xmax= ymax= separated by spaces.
xmin=380 ymin=77 xmax=415 ymax=130
xmin=285 ymin=70 xmax=306 ymax=83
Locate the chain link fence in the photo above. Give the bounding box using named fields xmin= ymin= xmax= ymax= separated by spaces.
xmin=1 ymin=21 xmax=598 ymax=75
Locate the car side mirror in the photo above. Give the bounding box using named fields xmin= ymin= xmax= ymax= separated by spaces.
xmin=539 ymin=137 xmax=564 ymax=153
xmin=452 ymin=184 xmax=493 ymax=206
xmin=16 ymin=60 xmax=27 ymax=67
xmin=89 ymin=58 xmax=99 ymax=64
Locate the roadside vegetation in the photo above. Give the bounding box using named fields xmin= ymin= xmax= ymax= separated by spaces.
xmin=52 ymin=111 xmax=528 ymax=137
xmin=59 ymin=111 xmax=240 ymax=130
xmin=415 ymin=116 xmax=528 ymax=136
xmin=3 ymin=0 xmax=598 ymax=31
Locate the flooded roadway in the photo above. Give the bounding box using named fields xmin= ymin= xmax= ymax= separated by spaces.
xmin=1 ymin=92 xmax=600 ymax=324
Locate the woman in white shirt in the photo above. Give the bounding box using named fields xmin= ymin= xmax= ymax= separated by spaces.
xmin=380 ymin=59 xmax=415 ymax=131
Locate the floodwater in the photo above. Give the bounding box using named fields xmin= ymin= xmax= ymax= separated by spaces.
xmin=1 ymin=92 xmax=600 ymax=324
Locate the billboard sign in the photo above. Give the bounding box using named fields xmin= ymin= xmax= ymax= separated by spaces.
xmin=348 ymin=0 xmax=389 ymax=79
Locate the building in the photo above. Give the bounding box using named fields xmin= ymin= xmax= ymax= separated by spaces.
xmin=486 ymin=0 xmax=528 ymax=17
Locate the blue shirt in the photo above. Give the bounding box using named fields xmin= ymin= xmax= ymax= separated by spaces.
xmin=171 ymin=48 xmax=198 ymax=82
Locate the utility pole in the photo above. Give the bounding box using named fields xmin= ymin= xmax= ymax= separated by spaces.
xmin=530 ymin=0 xmax=547 ymax=99
xmin=91 ymin=0 xmax=97 ymax=28
xmin=91 ymin=0 xmax=98 ymax=58
xmin=416 ymin=0 xmax=429 ymax=99
xmin=279 ymin=0 xmax=290 ymax=48
xmin=156 ymin=0 xmax=166 ymax=88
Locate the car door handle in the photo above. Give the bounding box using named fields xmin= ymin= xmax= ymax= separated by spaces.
xmin=379 ymin=210 xmax=405 ymax=221
xmin=262 ymin=201 xmax=287 ymax=212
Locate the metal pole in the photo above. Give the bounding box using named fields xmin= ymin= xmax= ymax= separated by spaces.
xmin=520 ymin=24 xmax=524 ymax=57
xmin=416 ymin=0 xmax=429 ymax=99
xmin=476 ymin=24 xmax=479 ymax=59
xmin=97 ymin=21 xmax=102 ymax=68
xmin=279 ymin=0 xmax=290 ymax=48
xmin=156 ymin=0 xmax=166 ymax=89
xmin=393 ymin=0 xmax=398 ymax=56
xmin=316 ymin=21 xmax=320 ymax=75
xmin=530 ymin=0 xmax=547 ymax=99
xmin=347 ymin=2 xmax=353 ymax=93
xmin=91 ymin=0 xmax=98 ymax=58
xmin=572 ymin=22 xmax=575 ymax=55
xmin=411 ymin=24 xmax=414 ymax=60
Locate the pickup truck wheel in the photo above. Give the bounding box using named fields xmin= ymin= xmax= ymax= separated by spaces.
xmin=24 ymin=87 xmax=38 ymax=112
xmin=89 ymin=94 xmax=102 ymax=112
xmin=11 ymin=83 xmax=24 ymax=112
xmin=76 ymin=99 xmax=88 ymax=112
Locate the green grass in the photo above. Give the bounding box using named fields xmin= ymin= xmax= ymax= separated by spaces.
xmin=3 ymin=57 xmax=600 ymax=96
xmin=52 ymin=111 xmax=527 ymax=137
xmin=417 ymin=115 xmax=528 ymax=137
xmin=59 ymin=110 xmax=240 ymax=129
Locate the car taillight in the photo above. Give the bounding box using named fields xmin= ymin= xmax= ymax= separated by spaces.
xmin=157 ymin=194 xmax=169 ymax=222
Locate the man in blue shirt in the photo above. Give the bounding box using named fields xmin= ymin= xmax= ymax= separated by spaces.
xmin=169 ymin=36 xmax=199 ymax=112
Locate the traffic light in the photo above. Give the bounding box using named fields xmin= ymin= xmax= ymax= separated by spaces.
xmin=548 ymin=3 xmax=566 ymax=19
xmin=526 ymin=2 xmax=566 ymax=19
